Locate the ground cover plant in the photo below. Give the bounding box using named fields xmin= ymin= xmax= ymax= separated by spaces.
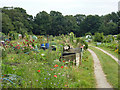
xmin=89 ymin=46 xmax=118 ymax=88
xmin=1 ymin=34 xmax=95 ymax=88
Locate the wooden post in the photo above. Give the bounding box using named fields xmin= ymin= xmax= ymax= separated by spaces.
xmin=76 ymin=53 xmax=80 ymax=67
xmin=80 ymin=52 xmax=82 ymax=65
xmin=8 ymin=33 xmax=9 ymax=39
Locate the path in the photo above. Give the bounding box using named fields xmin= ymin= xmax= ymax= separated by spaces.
xmin=93 ymin=46 xmax=120 ymax=65
xmin=88 ymin=49 xmax=113 ymax=88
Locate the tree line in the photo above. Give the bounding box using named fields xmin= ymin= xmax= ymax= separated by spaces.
xmin=1 ymin=7 xmax=120 ymax=37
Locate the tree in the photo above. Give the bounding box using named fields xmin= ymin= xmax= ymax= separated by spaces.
xmin=34 ymin=11 xmax=51 ymax=35
xmin=2 ymin=13 xmax=14 ymax=34
xmin=79 ymin=15 xmax=101 ymax=35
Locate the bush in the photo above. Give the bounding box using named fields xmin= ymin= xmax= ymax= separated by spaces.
xmin=94 ymin=32 xmax=104 ymax=42
xmin=117 ymin=34 xmax=120 ymax=40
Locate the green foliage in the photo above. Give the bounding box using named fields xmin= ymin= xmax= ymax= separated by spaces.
xmin=117 ymin=34 xmax=120 ymax=40
xmin=2 ymin=46 xmax=95 ymax=88
xmin=69 ymin=32 xmax=74 ymax=43
xmin=94 ymin=32 xmax=104 ymax=42
xmin=1 ymin=7 xmax=119 ymax=37
xmin=103 ymin=35 xmax=114 ymax=43
xmin=83 ymin=41 xmax=88 ymax=50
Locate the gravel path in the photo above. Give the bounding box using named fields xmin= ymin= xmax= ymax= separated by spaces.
xmin=94 ymin=46 xmax=120 ymax=65
xmin=88 ymin=49 xmax=113 ymax=88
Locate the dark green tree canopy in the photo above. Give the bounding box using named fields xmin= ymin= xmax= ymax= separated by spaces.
xmin=1 ymin=7 xmax=119 ymax=37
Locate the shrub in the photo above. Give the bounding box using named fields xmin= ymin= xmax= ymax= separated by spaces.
xmin=94 ymin=32 xmax=104 ymax=42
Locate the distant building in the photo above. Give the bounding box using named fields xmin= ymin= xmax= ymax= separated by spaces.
xmin=86 ymin=35 xmax=91 ymax=39
xmin=118 ymin=1 xmax=120 ymax=11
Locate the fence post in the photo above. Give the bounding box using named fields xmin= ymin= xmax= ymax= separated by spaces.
xmin=76 ymin=53 xmax=80 ymax=67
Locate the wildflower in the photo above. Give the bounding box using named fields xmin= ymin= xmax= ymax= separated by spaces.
xmin=38 ymin=70 xmax=40 ymax=72
xmin=58 ymin=73 xmax=61 ymax=75
xmin=65 ymin=66 xmax=68 ymax=69
xmin=44 ymin=78 xmax=46 ymax=79
xmin=17 ymin=47 xmax=20 ymax=49
xmin=41 ymin=54 xmax=45 ymax=56
xmin=31 ymin=46 xmax=34 ymax=49
xmin=63 ymin=60 xmax=65 ymax=62
xmin=26 ymin=40 xmax=28 ymax=42
xmin=33 ymin=40 xmax=34 ymax=42
xmin=25 ymin=45 xmax=28 ymax=47
xmin=62 ymin=74 xmax=65 ymax=76
xmin=10 ymin=44 xmax=13 ymax=46
xmin=61 ymin=66 xmax=63 ymax=68
xmin=54 ymin=64 xmax=58 ymax=67
xmin=65 ymin=85 xmax=67 ymax=87
xmin=23 ymin=42 xmax=25 ymax=44
xmin=54 ymin=75 xmax=57 ymax=78
xmin=36 ymin=80 xmax=38 ymax=82
xmin=51 ymin=69 xmax=53 ymax=71
xmin=17 ymin=45 xmax=19 ymax=46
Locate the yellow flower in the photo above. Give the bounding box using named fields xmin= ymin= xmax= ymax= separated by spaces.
xmin=65 ymin=66 xmax=68 ymax=69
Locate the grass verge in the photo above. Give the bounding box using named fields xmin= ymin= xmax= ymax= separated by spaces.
xmin=89 ymin=43 xmax=118 ymax=58
xmin=89 ymin=46 xmax=118 ymax=88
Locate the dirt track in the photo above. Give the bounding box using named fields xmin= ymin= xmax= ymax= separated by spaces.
xmin=88 ymin=49 xmax=113 ymax=88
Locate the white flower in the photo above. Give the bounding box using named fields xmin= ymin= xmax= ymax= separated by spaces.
xmin=41 ymin=54 xmax=45 ymax=56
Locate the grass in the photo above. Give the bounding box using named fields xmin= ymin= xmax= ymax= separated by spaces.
xmin=2 ymin=49 xmax=96 ymax=88
xmin=89 ymin=42 xmax=119 ymax=58
xmin=89 ymin=46 xmax=118 ymax=88
xmin=96 ymin=46 xmax=119 ymax=59
xmin=68 ymin=50 xmax=96 ymax=88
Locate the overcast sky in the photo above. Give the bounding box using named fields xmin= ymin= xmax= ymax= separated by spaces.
xmin=0 ymin=0 xmax=119 ymax=16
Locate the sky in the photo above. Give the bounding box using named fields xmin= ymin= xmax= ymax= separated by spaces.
xmin=0 ymin=0 xmax=119 ymax=16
